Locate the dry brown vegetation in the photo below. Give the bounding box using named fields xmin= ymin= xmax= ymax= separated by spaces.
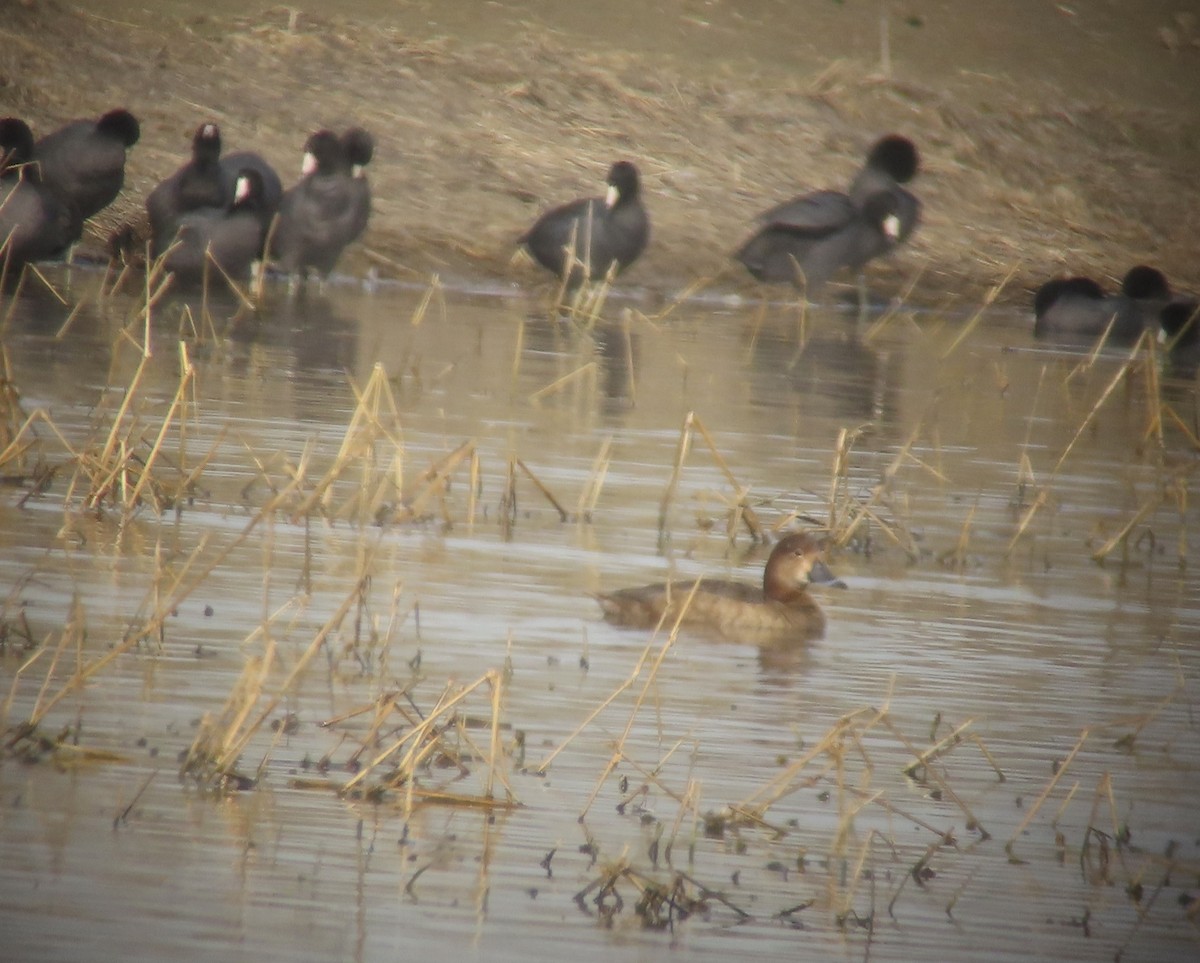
xmin=3 ymin=1 xmax=1199 ymax=307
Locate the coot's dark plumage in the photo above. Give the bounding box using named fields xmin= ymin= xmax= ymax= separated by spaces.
xmin=33 ymin=108 xmax=139 ymax=222
xmin=1033 ymin=266 xmax=1171 ymax=342
xmin=1160 ymin=300 xmax=1200 ymax=376
xmin=737 ymin=134 xmax=920 ymax=298
xmin=271 ymin=128 xmax=374 ymax=278
xmin=519 ymin=160 xmax=649 ymax=288
xmin=849 ymin=134 xmax=920 ymax=204
xmin=162 ymin=168 xmax=268 ymax=287
xmin=1 ymin=117 xmax=82 ymax=270
xmin=145 ymin=122 xmax=226 ymax=256
xmin=219 ymin=151 xmax=283 ymax=221
xmin=340 ymin=127 xmax=374 ymax=245
xmin=735 ymin=190 xmax=905 ymax=294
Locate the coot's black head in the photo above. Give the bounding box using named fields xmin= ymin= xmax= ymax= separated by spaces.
xmin=1160 ymin=301 xmax=1199 ymax=343
xmin=605 ymin=161 xmax=641 ymax=208
xmin=98 ymin=109 xmax=140 ymax=147
xmin=861 ymin=191 xmax=901 ymax=236
xmin=301 ymin=130 xmax=345 ymax=176
xmin=192 ymin=123 xmax=222 ymax=164
xmin=865 ymin=135 xmax=918 ymax=183
xmin=0 ymin=117 xmax=35 ymax=171
xmin=342 ymin=128 xmax=374 ymax=173
xmin=1033 ymin=276 xmax=1104 ymax=317
xmin=1120 ymin=265 xmax=1170 ymax=301
xmin=231 ymin=167 xmax=266 ymax=209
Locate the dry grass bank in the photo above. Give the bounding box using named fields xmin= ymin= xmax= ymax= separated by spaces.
xmin=4 ymin=1 xmax=1198 ymax=306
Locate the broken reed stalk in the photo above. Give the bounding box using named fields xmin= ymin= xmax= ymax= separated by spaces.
xmin=656 ymin=411 xmax=767 ymax=546
xmin=466 ymin=446 xmax=481 ymax=532
xmin=658 ymin=411 xmax=695 ymax=545
xmin=533 ymin=630 xmax=667 ymax=774
xmin=839 ymin=828 xmax=891 ymax=922
xmin=826 ymin=421 xmax=923 ymax=553
xmin=842 ymin=783 xmax=958 ymax=840
xmin=340 ymin=670 xmax=518 ymax=815
xmin=287 ymin=363 xmax=406 ymax=524
xmin=620 ymin=309 xmax=637 ymax=407
xmin=878 ymin=712 xmax=987 ymax=836
xmin=510 ymin=313 xmax=526 ymax=384
xmin=1141 ymin=336 xmax=1164 ymax=448
xmin=409 ymin=274 xmax=444 ymax=327
xmin=1052 ymin=335 xmax=1147 ymax=478
xmin=1005 ymin=727 xmax=1093 ymax=858
xmin=20 ymin=468 xmax=314 ymax=730
xmin=183 ymin=644 xmax=275 ymax=782
xmin=1090 ymin=490 xmax=1165 ymax=562
xmin=528 ymin=361 xmax=597 ymax=405
xmin=204 ymin=243 xmax=256 ymax=312
xmin=513 ymin=456 xmax=569 ymax=521
xmin=1007 ymin=336 xmax=1149 ymax=554
xmin=1016 ymin=363 xmax=1049 ymax=493
xmin=1162 ymin=406 xmax=1200 ymax=451
xmin=576 ymin=434 xmax=613 ymax=521
xmin=613 ymin=737 xmax=693 ymax=811
xmin=689 ymin=413 xmax=766 ymax=540
xmin=536 ymin=580 xmax=705 ymax=814
xmin=189 ymin=572 xmax=375 ymax=781
xmin=125 ymin=341 xmax=195 ymax=510
xmin=939 ymin=263 xmax=1018 ymax=360
xmin=384 ymin=439 xmax=476 ymax=525
xmin=862 ymin=266 xmax=925 ymax=342
xmin=902 ymin=717 xmax=979 ymax=778
xmin=734 ymin=706 xmax=876 ymax=814
xmin=550 ymin=220 xmax=582 ymax=314
xmin=571 ymin=273 xmax=615 ymax=328
xmin=939 ymin=492 xmax=980 ymax=568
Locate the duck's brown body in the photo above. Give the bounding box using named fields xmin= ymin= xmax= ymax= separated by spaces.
xmin=595 ymin=532 xmax=841 ymax=643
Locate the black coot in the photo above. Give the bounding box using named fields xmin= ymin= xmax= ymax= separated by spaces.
xmin=163 ymin=168 xmax=268 ymax=287
xmin=340 ymin=127 xmax=374 ymax=247
xmin=735 ymin=190 xmax=906 ymax=295
xmin=33 ymin=108 xmax=139 ymax=222
xmin=271 ymin=128 xmax=374 ymax=279
xmin=519 ymin=160 xmax=649 ymax=288
xmin=849 ymin=134 xmax=920 ymax=205
xmin=219 ymin=151 xmax=283 ymax=223
xmin=1159 ymin=300 xmax=1200 ymax=376
xmin=1033 ymin=266 xmax=1170 ymax=342
xmin=737 ymin=134 xmax=920 ymax=298
xmin=1 ymin=117 xmax=82 ymax=271
xmin=145 ymin=122 xmax=226 ymax=256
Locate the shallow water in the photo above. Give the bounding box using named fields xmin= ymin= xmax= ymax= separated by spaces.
xmin=1 ymin=270 xmax=1198 ymax=963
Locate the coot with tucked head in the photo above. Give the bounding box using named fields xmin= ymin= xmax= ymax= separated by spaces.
xmin=1033 ymin=266 xmax=1171 ymax=343
xmin=519 ymin=160 xmax=649 ymax=288
xmin=1 ymin=117 xmax=82 ymax=271
xmin=33 ymin=108 xmax=139 ymax=222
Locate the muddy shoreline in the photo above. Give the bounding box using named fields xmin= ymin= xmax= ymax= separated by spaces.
xmin=4 ymin=0 xmax=1199 ymax=308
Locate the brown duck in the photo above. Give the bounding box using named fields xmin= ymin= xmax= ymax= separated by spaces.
xmin=594 ymin=531 xmax=844 ymax=643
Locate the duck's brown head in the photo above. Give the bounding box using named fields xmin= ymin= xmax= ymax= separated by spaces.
xmin=762 ymin=532 xmax=844 ymax=602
